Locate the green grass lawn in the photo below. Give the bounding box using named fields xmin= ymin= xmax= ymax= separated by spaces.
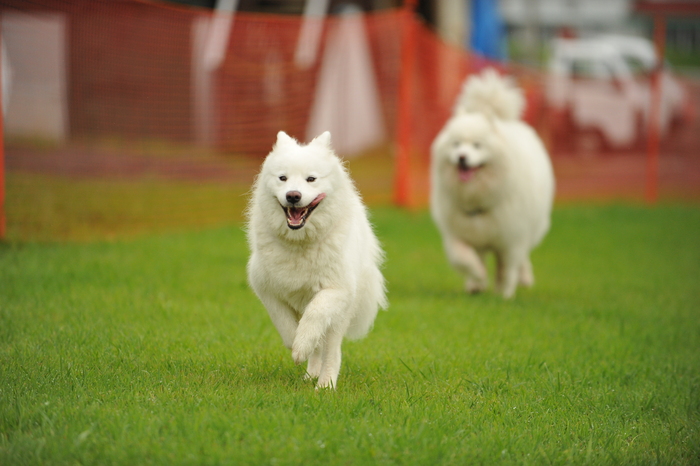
xmin=1 ymin=204 xmax=699 ymax=465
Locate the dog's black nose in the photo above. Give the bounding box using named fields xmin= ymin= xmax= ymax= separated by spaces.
xmin=286 ymin=191 xmax=302 ymax=204
xmin=458 ymin=155 xmax=469 ymax=169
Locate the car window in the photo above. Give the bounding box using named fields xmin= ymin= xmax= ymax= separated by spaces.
xmin=571 ymin=59 xmax=593 ymax=78
xmin=622 ymin=55 xmax=650 ymax=76
xmin=571 ymin=58 xmax=612 ymax=80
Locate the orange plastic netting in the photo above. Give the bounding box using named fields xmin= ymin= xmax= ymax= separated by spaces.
xmin=3 ymin=1 xmax=406 ymax=154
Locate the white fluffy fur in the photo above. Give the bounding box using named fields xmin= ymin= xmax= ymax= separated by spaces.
xmin=431 ymin=69 xmax=555 ymax=298
xmin=453 ymin=68 xmax=525 ymax=121
xmin=247 ymin=131 xmax=387 ymax=389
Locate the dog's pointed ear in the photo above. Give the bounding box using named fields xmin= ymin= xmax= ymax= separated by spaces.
xmin=311 ymin=131 xmax=331 ymax=149
xmin=276 ymin=131 xmax=296 ymax=148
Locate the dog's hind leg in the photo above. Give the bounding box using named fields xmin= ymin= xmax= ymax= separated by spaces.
xmin=518 ymin=256 xmax=534 ymax=288
xmin=443 ymin=236 xmax=488 ymax=293
xmin=496 ymin=249 xmax=527 ymax=298
xmin=316 ymin=327 xmax=344 ymax=390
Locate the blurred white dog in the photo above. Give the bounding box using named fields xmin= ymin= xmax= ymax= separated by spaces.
xmin=430 ymin=69 xmax=555 ymax=298
xmin=247 ymin=131 xmax=387 ymax=389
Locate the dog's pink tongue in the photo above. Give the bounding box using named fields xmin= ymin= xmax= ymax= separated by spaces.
xmin=288 ymin=207 xmax=304 ymax=224
xmin=459 ymin=167 xmax=475 ymax=182
xmin=310 ymin=192 xmax=326 ymax=206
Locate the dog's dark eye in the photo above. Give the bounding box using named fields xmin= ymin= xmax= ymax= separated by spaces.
xmin=279 ymin=176 xmax=287 ymax=182
xmin=306 ymin=176 xmax=316 ymax=183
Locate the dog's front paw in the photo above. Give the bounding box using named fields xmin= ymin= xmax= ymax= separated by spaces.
xmin=292 ymin=318 xmax=325 ymax=364
xmin=291 ymin=334 xmax=318 ymax=365
xmin=465 ymin=277 xmax=487 ymax=294
xmin=315 ymin=375 xmax=336 ymax=390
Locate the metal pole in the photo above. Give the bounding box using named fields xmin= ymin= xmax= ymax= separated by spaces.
xmin=646 ymin=13 xmax=666 ymax=204
xmin=0 ymin=19 xmax=5 ymax=240
xmin=394 ymin=0 xmax=417 ymax=207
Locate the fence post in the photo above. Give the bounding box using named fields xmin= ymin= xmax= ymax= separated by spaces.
xmin=0 ymin=19 xmax=5 ymax=240
xmin=646 ymin=12 xmax=666 ymax=205
xmin=394 ymin=0 xmax=417 ymax=207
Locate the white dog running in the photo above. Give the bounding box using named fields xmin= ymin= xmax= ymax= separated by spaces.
xmin=246 ymin=131 xmax=387 ymax=389
xmin=430 ymin=69 xmax=555 ymax=298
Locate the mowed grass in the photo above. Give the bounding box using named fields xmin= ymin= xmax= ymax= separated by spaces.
xmin=1 ymin=204 xmax=699 ymax=465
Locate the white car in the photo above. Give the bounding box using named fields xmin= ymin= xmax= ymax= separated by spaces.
xmin=546 ymin=34 xmax=690 ymax=151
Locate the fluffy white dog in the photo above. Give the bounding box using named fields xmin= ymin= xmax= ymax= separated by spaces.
xmin=246 ymin=131 xmax=387 ymax=389
xmin=430 ymin=69 xmax=555 ymax=298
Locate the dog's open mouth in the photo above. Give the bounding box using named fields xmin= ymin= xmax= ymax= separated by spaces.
xmin=281 ymin=193 xmax=326 ymax=230
xmin=458 ymin=157 xmax=482 ymax=182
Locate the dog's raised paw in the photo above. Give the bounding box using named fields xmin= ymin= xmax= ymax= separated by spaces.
xmin=291 ymin=323 xmax=322 ymax=364
xmin=291 ymin=339 xmax=315 ymax=365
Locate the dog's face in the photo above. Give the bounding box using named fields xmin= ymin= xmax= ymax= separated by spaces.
xmin=259 ymin=131 xmax=338 ymax=231
xmin=432 ymin=113 xmax=505 ymax=189
xmin=435 ymin=114 xmax=494 ymax=182
xmin=431 ymin=113 xmax=512 ymax=212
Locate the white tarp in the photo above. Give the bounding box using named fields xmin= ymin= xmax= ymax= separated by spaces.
xmin=305 ymin=6 xmax=385 ymax=156
xmin=3 ymin=12 xmax=68 ymax=141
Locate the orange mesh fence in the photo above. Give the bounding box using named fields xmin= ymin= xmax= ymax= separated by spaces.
xmin=0 ymin=0 xmax=698 ymax=240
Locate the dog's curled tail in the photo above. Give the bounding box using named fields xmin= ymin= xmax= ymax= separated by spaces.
xmin=453 ymin=68 xmax=525 ymax=121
